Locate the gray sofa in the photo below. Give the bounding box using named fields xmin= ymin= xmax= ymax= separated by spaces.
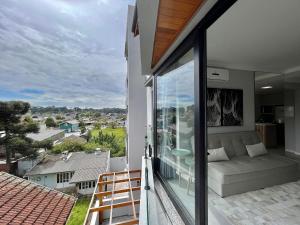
xmin=207 ymin=131 xmax=298 ymax=197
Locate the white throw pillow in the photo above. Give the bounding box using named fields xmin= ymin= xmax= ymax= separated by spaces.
xmin=208 ymin=147 xmax=230 ymax=162
xmin=246 ymin=142 xmax=268 ymax=158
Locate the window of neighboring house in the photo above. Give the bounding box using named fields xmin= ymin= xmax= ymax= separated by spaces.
xmin=78 ymin=181 xmax=94 ymax=190
xmin=57 ymin=172 xmax=72 ymax=183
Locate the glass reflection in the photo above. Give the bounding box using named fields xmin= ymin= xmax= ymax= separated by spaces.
xmin=157 ymin=49 xmax=195 ymax=219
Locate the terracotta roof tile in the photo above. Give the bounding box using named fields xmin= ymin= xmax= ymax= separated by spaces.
xmin=0 ymin=172 xmax=76 ymax=225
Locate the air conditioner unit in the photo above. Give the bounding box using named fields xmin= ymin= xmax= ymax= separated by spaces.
xmin=207 ymin=67 xmax=229 ymax=81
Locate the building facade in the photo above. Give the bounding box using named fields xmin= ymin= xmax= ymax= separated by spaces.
xmin=59 ymin=120 xmax=80 ymax=133
xmin=124 ymin=1 xmax=300 ymax=225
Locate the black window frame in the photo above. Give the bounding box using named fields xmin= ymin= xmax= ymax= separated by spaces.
xmin=152 ymin=1 xmax=237 ymax=224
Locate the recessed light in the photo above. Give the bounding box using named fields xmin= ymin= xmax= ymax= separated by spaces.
xmin=261 ymin=86 xmax=273 ymax=89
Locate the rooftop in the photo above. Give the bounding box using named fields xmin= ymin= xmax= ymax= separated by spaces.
xmin=0 ymin=172 xmax=76 ymax=224
xmin=27 ymin=126 xmax=64 ymax=142
xmin=25 ymin=151 xmax=110 ymax=183
xmin=64 ymin=120 xmax=79 ymax=125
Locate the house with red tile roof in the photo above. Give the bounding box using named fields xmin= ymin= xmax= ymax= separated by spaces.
xmin=0 ymin=171 xmax=76 ymax=225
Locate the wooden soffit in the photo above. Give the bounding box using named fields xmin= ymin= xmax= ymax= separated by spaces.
xmin=152 ymin=0 xmax=204 ymax=67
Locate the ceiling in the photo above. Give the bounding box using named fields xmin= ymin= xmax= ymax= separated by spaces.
xmin=255 ymin=72 xmax=300 ymax=94
xmin=207 ymin=0 xmax=300 ymax=74
xmin=152 ymin=0 xmax=204 ymax=67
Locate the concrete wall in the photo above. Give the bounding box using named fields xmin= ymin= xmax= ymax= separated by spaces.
xmin=126 ymin=6 xmax=147 ymax=169
xmin=110 ymin=157 xmax=127 ymax=172
xmin=208 ymin=69 xmax=255 ymax=134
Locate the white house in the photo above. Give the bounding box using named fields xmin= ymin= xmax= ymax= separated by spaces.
xmin=25 ymin=151 xmax=110 ymax=195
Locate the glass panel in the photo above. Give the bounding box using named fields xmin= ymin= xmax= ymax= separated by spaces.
xmin=157 ymin=49 xmax=195 ymax=219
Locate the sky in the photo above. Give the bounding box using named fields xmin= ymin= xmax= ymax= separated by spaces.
xmin=0 ymin=0 xmax=134 ymax=108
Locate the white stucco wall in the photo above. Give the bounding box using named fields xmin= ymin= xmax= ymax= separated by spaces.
xmin=28 ymin=173 xmax=57 ymax=188
xmin=126 ymin=6 xmax=147 ymax=170
xmin=28 ymin=173 xmax=76 ymax=190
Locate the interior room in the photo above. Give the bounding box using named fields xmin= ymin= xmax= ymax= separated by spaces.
xmin=206 ymin=0 xmax=300 ymax=224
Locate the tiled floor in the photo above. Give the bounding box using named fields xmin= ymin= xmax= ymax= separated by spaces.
xmin=209 ymin=180 xmax=300 ymax=225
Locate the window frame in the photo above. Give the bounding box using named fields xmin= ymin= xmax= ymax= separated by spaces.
xmin=56 ymin=172 xmax=72 ymax=184
xmin=152 ymin=1 xmax=237 ymax=224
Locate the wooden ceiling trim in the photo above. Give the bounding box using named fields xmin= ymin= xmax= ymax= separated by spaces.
xmin=152 ymin=0 xmax=204 ymax=67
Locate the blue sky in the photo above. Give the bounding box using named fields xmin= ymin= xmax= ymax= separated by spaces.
xmin=0 ymin=0 xmax=134 ymax=108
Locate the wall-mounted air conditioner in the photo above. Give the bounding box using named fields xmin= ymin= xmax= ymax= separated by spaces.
xmin=207 ymin=67 xmax=229 ymax=81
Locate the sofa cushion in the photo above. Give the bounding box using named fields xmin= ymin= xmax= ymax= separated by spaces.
xmin=246 ymin=142 xmax=268 ymax=157
xmin=208 ymin=147 xmax=229 ymax=162
xmin=208 ymin=154 xmax=298 ymax=185
xmin=208 ymin=131 xmax=260 ymax=158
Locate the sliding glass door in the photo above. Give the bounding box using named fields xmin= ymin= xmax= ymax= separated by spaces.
xmin=156 ymin=49 xmax=195 ymax=220
xmin=153 ymin=2 xmax=236 ymax=224
xmin=153 ymin=27 xmax=208 ymax=224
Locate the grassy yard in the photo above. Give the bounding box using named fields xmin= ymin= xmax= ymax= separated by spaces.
xmin=91 ymin=127 xmax=125 ymax=139
xmin=67 ymin=198 xmax=91 ymax=225
xmin=91 ymin=127 xmax=126 ymax=157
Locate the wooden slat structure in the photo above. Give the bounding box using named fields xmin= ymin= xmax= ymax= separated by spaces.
xmin=84 ymin=170 xmax=141 ymax=225
xmin=152 ymin=0 xmax=205 ymax=67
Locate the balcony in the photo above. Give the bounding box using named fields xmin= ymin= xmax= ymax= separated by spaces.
xmin=84 ymin=170 xmax=141 ymax=225
xmin=84 ymin=154 xmax=173 ymax=225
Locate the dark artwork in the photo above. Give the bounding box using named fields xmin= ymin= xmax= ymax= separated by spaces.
xmin=207 ymin=88 xmax=243 ymax=127
xmin=207 ymin=88 xmax=221 ymax=127
xmin=222 ymin=89 xmax=243 ymax=126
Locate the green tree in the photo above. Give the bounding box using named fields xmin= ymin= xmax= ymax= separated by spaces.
xmin=52 ymin=140 xmax=85 ymax=154
xmin=33 ymin=139 xmax=53 ymax=151
xmin=23 ymin=116 xmax=33 ymax=123
xmin=55 ymin=115 xmax=65 ymax=120
xmin=0 ymin=101 xmax=39 ymax=171
xmin=87 ymin=130 xmax=92 ymax=142
xmin=80 ymin=126 xmax=86 ymax=134
xmin=45 ymin=117 xmax=56 ymax=128
xmin=79 ymin=120 xmax=86 ymax=134
xmin=79 ymin=120 xmax=85 ymax=128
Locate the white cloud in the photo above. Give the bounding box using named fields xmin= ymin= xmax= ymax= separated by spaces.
xmin=0 ymin=0 xmax=135 ymax=108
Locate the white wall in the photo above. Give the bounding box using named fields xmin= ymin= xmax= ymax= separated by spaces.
xmin=208 ymin=69 xmax=255 ymax=134
xmin=28 ymin=173 xmax=57 ymax=188
xmin=126 ymin=6 xmax=147 ymax=169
